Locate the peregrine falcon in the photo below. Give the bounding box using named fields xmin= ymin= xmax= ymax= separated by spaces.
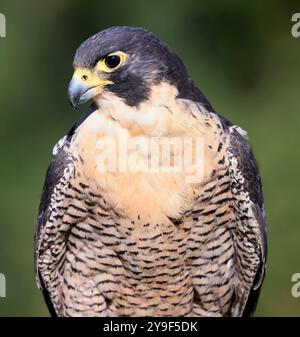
xmin=35 ymin=26 xmax=267 ymax=317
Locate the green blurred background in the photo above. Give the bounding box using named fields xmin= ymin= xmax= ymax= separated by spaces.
xmin=0 ymin=0 xmax=299 ymax=316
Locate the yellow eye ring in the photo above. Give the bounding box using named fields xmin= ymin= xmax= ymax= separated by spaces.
xmin=97 ymin=51 xmax=127 ymax=72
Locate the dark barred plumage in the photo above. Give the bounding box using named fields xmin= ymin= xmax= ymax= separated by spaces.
xmin=35 ymin=26 xmax=267 ymax=317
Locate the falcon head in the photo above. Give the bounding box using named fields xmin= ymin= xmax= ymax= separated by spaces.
xmin=68 ymin=26 xmax=196 ymax=109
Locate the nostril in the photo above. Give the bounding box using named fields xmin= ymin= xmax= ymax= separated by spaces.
xmin=81 ymin=75 xmax=88 ymax=81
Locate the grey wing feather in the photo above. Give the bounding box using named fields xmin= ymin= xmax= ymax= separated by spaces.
xmin=34 ymin=104 xmax=96 ymax=272
xmin=34 ymin=104 xmax=96 ymax=316
xmin=34 ymin=135 xmax=71 ymax=317
xmin=35 ymin=136 xmax=70 ymax=243
xmin=227 ymin=126 xmax=267 ymax=316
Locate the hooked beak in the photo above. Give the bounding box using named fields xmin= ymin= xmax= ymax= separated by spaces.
xmin=68 ymin=68 xmax=112 ymax=109
xmin=68 ymin=77 xmax=95 ymax=109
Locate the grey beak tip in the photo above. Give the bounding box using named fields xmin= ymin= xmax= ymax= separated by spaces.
xmin=68 ymin=76 xmax=94 ymax=109
xmin=71 ymin=103 xmax=78 ymax=111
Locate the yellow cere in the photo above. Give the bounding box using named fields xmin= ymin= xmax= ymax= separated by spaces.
xmin=73 ymin=68 xmax=113 ymax=88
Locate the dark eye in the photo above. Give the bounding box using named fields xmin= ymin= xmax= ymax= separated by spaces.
xmin=104 ymin=54 xmax=121 ymax=69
